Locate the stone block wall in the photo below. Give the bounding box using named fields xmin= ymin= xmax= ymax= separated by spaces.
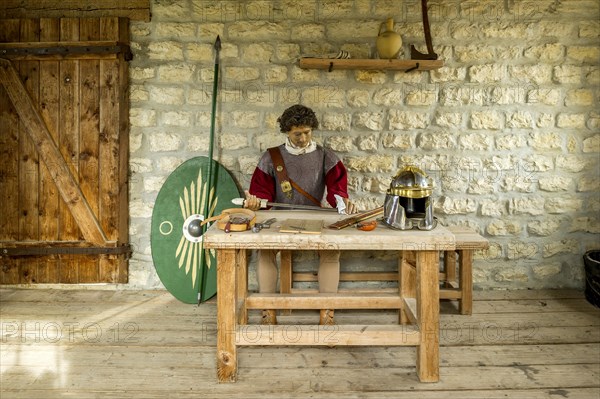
xmin=128 ymin=0 xmax=600 ymax=290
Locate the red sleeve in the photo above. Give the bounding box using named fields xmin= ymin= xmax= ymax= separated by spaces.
xmin=324 ymin=161 xmax=348 ymax=208
xmin=249 ymin=167 xmax=276 ymax=203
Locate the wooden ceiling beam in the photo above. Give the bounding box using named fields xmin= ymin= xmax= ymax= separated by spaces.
xmin=0 ymin=0 xmax=151 ymax=22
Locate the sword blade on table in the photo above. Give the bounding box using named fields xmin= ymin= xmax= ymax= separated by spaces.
xmin=231 ymin=198 xmax=338 ymax=212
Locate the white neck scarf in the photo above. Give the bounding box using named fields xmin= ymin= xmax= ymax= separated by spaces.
xmin=285 ymin=137 xmax=317 ymax=155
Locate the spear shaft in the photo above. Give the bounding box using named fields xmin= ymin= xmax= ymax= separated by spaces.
xmin=198 ymin=35 xmax=221 ymax=305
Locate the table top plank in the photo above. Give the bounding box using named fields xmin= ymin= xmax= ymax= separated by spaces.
xmin=203 ymin=210 xmax=456 ymax=251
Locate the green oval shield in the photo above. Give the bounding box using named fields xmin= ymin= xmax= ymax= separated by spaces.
xmin=151 ymin=157 xmax=241 ymax=304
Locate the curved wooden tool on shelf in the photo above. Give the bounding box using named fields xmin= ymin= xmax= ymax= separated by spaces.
xmin=411 ymin=0 xmax=438 ymax=60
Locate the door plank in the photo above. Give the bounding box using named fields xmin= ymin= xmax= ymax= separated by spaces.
xmin=37 ymin=17 xmax=61 ymax=283
xmin=78 ymin=17 xmax=101 ymax=283
xmin=0 ymin=19 xmax=21 ymax=284
xmin=17 ymin=18 xmax=41 ymax=284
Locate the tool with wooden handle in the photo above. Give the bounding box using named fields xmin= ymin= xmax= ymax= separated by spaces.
xmin=231 ymin=198 xmax=338 ymax=212
xmin=327 ymin=206 xmax=384 ymax=230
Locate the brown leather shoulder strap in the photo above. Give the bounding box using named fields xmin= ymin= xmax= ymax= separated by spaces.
xmin=267 ymin=146 xmax=322 ymax=207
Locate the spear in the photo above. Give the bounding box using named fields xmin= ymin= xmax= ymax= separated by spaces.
xmin=198 ymin=35 xmax=221 ymax=305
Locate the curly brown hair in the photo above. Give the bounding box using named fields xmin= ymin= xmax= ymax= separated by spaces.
xmin=277 ymin=104 xmax=319 ymax=133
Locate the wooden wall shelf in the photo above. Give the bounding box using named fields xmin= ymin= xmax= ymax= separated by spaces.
xmin=299 ymin=57 xmax=443 ymax=72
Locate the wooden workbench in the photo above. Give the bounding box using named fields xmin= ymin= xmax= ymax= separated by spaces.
xmin=203 ymin=210 xmax=456 ymax=383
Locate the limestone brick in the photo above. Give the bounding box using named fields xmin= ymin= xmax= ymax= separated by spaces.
xmin=418 ymin=132 xmax=456 ymax=150
xmin=321 ymin=113 xmax=351 ymax=131
xmin=459 ymin=133 xmax=494 ymax=151
xmin=230 ymin=111 xmax=260 ymax=128
xmin=197 ymin=23 xmax=224 ymax=39
xmin=536 ymin=113 xmax=555 ymax=128
xmin=373 ymin=88 xmax=403 ymax=106
xmin=347 ymin=89 xmax=370 ymax=107
xmin=130 ymin=109 xmax=156 ymax=127
xmin=355 ymin=70 xmax=387 ymax=84
xmin=148 ymin=41 xmax=184 ymax=60
xmin=523 ymin=43 xmax=564 ymax=62
xmin=583 ymin=134 xmax=600 ymax=152
xmin=220 ymin=133 xmax=249 ymax=150
xmin=454 ymin=45 xmax=495 ymax=63
xmin=567 ymin=46 xmax=600 ymax=63
xmin=543 ymin=240 xmax=579 ymax=257
xmin=509 ymin=197 xmax=545 ymax=215
xmin=434 ymin=112 xmax=462 ymax=128
xmin=435 ymin=196 xmax=477 ymax=215
xmin=228 ymin=21 xmax=287 ymax=41
xmin=586 ymin=66 xmax=600 ymax=85
xmin=130 ymin=86 xmax=149 ymax=102
xmin=553 ymin=65 xmax=582 ymax=84
xmin=130 ymin=158 xmax=153 ymax=173
xmin=344 ymin=155 xmax=396 ymax=173
xmin=469 ymin=64 xmax=506 ymax=83
xmin=544 ymin=197 xmax=583 ymax=214
xmin=224 ymin=67 xmax=260 ymax=81
xmin=356 ymin=135 xmax=379 ymax=151
xmin=538 ymin=176 xmax=572 ymax=192
xmin=467 ymin=178 xmax=495 ymax=194
xmin=510 ymin=65 xmax=552 ymax=84
xmin=480 ymin=199 xmax=507 ymax=217
xmin=325 ymin=136 xmax=354 ymax=153
xmin=302 ymin=86 xmax=345 ymax=108
xmin=507 ymin=241 xmax=538 ymax=261
xmin=353 ymin=112 xmax=383 ymax=131
xmin=527 ymin=88 xmax=562 ymax=105
xmin=406 ymin=90 xmax=437 ymax=106
xmin=389 ymin=110 xmax=429 ymax=129
xmin=430 ymin=67 xmax=467 ymax=83
xmin=238 ymin=155 xmax=260 ymax=175
xmin=506 ymin=111 xmax=534 ymax=129
xmin=148 ymin=133 xmax=181 ymax=152
xmin=532 ymin=263 xmax=562 ymax=279
xmin=528 ymin=132 xmax=562 ymax=151
xmin=486 ymin=220 xmax=522 ymax=236
xmin=565 ymin=89 xmax=594 ymax=106
xmin=496 ymin=134 xmax=527 ymax=150
xmin=158 ymin=63 xmax=195 ymax=82
xmin=275 ymin=44 xmax=300 ymax=62
xmin=326 ymin=20 xmax=379 ymax=40
xmin=492 ymin=267 xmax=529 ymax=284
xmin=162 ymin=111 xmax=192 ymax=127
xmin=291 ymin=23 xmax=324 ymax=40
xmin=557 ymin=113 xmax=586 ymax=129
xmin=130 ymin=67 xmax=155 ymax=81
xmin=155 ymin=22 xmax=196 ymax=39
xmin=382 ymin=133 xmax=413 ymax=150
xmin=577 ymin=177 xmax=600 ymax=192
xmin=264 ymin=66 xmax=288 ymax=83
xmin=470 ymin=111 xmax=503 ymax=130
xmin=528 ymin=219 xmax=561 ymax=236
xmin=143 ymin=176 xmax=166 ymax=193
xmin=556 ymin=155 xmax=590 ymax=172
xmin=241 ymin=43 xmax=274 ymax=64
xmin=579 ymin=21 xmax=600 ymax=38
xmin=187 ymin=135 xmax=208 ymax=152
xmin=502 ymin=176 xmax=535 ymax=193
xmin=570 ymin=217 xmax=600 ymax=234
xmin=523 ymin=154 xmax=554 ymax=172
xmin=149 ymin=86 xmax=185 ymax=105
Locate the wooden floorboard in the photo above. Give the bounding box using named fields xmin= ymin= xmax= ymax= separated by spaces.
xmin=1 ymin=288 xmax=599 ymax=398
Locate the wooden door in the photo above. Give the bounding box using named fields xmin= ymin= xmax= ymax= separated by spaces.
xmin=0 ymin=17 xmax=130 ymax=284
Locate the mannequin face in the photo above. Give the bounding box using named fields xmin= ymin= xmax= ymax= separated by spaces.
xmin=287 ymin=125 xmax=312 ymax=148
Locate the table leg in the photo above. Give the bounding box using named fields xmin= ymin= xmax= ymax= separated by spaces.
xmin=459 ymin=250 xmax=473 ymax=315
xmin=236 ymin=249 xmax=248 ymax=324
xmin=217 ymin=249 xmax=238 ymax=382
xmin=416 ymin=250 xmax=439 ymax=382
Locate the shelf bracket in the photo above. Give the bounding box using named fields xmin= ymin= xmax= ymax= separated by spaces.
xmin=328 ymin=62 xmax=334 ymax=72
xmin=405 ymin=63 xmax=420 ymax=73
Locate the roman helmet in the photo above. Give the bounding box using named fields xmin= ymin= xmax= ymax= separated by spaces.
xmin=382 ymin=165 xmax=437 ymax=230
